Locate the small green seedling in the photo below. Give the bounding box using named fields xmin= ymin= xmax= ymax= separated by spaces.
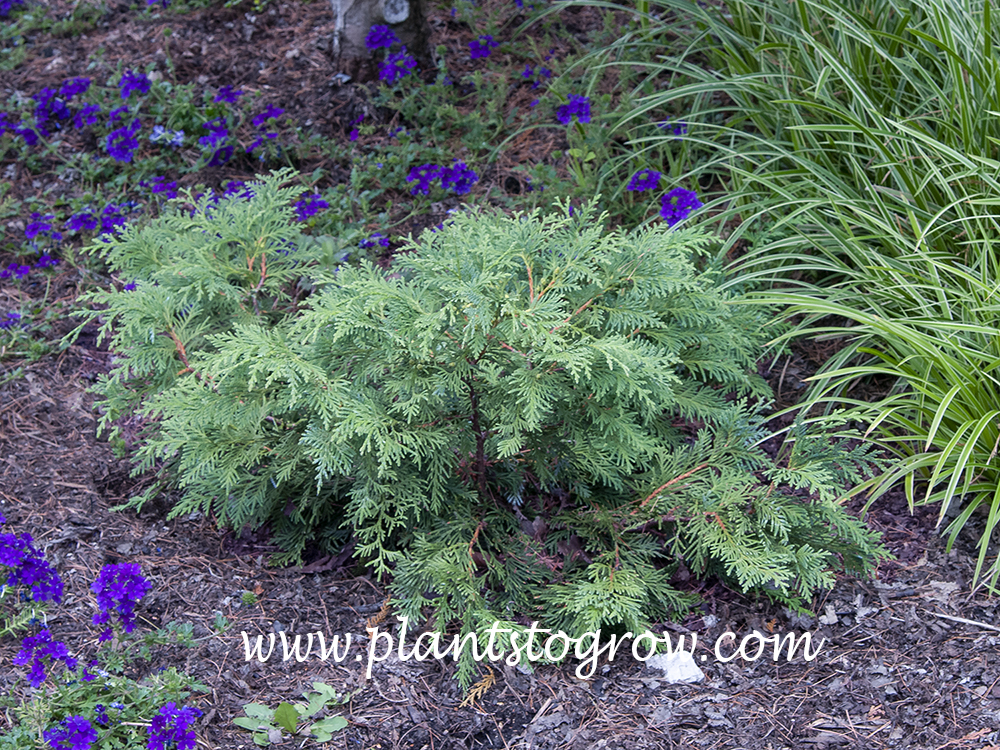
xmin=240 ymin=590 xmax=258 ymax=607
xmin=233 ymin=682 xmax=350 ymax=745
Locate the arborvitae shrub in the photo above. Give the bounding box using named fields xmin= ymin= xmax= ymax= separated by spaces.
xmin=81 ymin=174 xmax=888 ymax=685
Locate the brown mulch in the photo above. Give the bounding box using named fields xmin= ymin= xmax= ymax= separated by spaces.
xmin=3 ymin=1 xmax=1000 ymax=748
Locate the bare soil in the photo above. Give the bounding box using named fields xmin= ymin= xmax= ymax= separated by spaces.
xmin=3 ymin=2 xmax=1000 ymax=749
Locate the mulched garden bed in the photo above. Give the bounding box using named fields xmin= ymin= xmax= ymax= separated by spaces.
xmin=3 ymin=1 xmax=1000 ymax=748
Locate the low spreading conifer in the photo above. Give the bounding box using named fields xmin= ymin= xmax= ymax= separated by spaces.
xmin=77 ymin=170 xmax=887 ymax=685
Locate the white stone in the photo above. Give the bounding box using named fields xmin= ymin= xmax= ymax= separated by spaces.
xmin=646 ymin=651 xmax=705 ymax=684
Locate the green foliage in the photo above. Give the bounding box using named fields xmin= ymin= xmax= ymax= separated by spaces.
xmin=594 ymin=0 xmax=1000 ymax=589
xmin=234 ymin=683 xmax=350 ymax=746
xmin=86 ymin=180 xmax=888 ymax=681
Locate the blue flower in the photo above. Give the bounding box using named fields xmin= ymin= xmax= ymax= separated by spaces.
xmin=106 ymin=119 xmax=142 ymax=162
xmin=147 ymin=703 xmax=202 ymax=750
xmin=214 ymin=85 xmax=244 ymax=104
xmin=33 ymin=254 xmax=60 ymax=269
xmin=406 ymin=163 xmax=444 ymax=195
xmin=659 ymin=187 xmax=702 ymax=226
xmin=469 ymin=35 xmax=499 ymax=60
xmin=14 ymin=630 xmax=76 ymax=688
xmin=119 ymin=70 xmax=151 ymax=99
xmin=72 ymin=104 xmax=100 ymax=129
xmin=91 ymin=563 xmax=152 ymax=642
xmin=59 ymin=77 xmax=91 ymax=99
xmin=0 ymin=263 xmax=31 ymax=280
xmin=42 ymin=714 xmax=97 ymax=750
xmin=199 ymin=117 xmax=229 ymax=148
xmin=0 ymin=311 xmax=22 ymax=329
xmin=206 ymin=145 xmax=234 ymax=167
xmin=141 ymin=176 xmax=178 ymax=200
xmin=25 ymin=213 xmax=61 ymax=243
xmin=359 ymin=232 xmax=390 ymax=249
xmin=65 ymin=211 xmax=98 ymax=233
xmin=380 ymin=49 xmax=417 ymax=84
xmin=294 ymin=193 xmax=329 ymax=222
xmin=252 ymin=106 xmax=284 ymax=129
xmin=556 ymin=94 xmax=591 ymax=125
xmin=626 ymin=169 xmax=662 ymax=192
xmin=366 ymin=24 xmax=400 ymax=50
xmin=441 ymin=161 xmax=478 ymax=195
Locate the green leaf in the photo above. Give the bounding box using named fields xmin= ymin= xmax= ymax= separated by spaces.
xmin=273 ymin=702 xmax=299 ymax=734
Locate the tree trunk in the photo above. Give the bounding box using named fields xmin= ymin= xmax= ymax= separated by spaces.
xmin=330 ymin=0 xmax=431 ymax=82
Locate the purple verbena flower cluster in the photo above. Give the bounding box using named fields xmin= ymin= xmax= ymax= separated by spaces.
xmin=380 ymin=49 xmax=418 ymax=84
xmin=0 ymin=311 xmax=23 ymax=329
xmin=406 ymin=161 xmax=479 ymax=196
xmin=293 ymin=193 xmax=329 ymax=222
xmin=150 ymin=125 xmax=185 ymax=147
xmin=469 ymin=35 xmax=499 ymax=60
xmin=25 ymin=212 xmax=63 ymax=244
xmin=13 ymin=629 xmax=76 ymax=688
xmin=141 ymin=176 xmax=178 ymax=200
xmin=656 ymin=119 xmax=687 ymax=138
xmin=223 ymin=180 xmax=255 ymax=199
xmin=106 ymin=119 xmax=142 ymax=162
xmin=521 ymin=65 xmax=552 ymax=90
xmin=65 ymin=211 xmax=99 ymax=234
xmin=248 ymin=106 xmax=284 ymax=156
xmin=119 ymin=70 xmax=151 ymax=100
xmin=73 ymin=104 xmax=101 ymax=129
xmin=659 ymin=187 xmax=702 ymax=226
xmin=365 ymin=24 xmax=400 ymax=50
xmin=33 ymin=88 xmax=72 ymax=135
xmin=214 ymin=85 xmax=244 ymax=104
xmin=359 ymin=232 xmax=390 ymax=249
xmin=148 ymin=702 xmax=202 ymax=750
xmin=0 ymin=526 xmax=64 ymax=602
xmin=1 ymin=263 xmax=31 ymax=281
xmin=626 ymin=168 xmax=662 ymax=192
xmin=556 ymin=94 xmax=591 ymax=126
xmin=91 ymin=563 xmax=152 ymax=642
xmin=43 ymin=715 xmax=98 ymax=750
xmin=0 ymin=0 xmax=26 ymax=17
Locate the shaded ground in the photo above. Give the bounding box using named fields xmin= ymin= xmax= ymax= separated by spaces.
xmin=3 ymin=1 xmax=1000 ymax=748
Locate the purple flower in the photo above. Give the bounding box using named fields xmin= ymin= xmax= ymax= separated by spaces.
xmin=0 ymin=312 xmax=19 ymax=329
xmin=293 ymin=193 xmax=329 ymax=222
xmin=123 ymin=281 xmax=137 ymax=292
xmin=214 ymin=85 xmax=244 ymax=104
xmin=108 ymin=105 xmax=129 ymax=124
xmin=65 ymin=211 xmax=99 ymax=233
xmin=120 ymin=70 xmax=151 ymax=99
xmin=1 ymin=530 xmax=63 ymax=601
xmin=150 ymin=125 xmax=184 ymax=146
xmin=359 ymin=232 xmax=390 ymax=249
xmin=142 ymin=176 xmax=178 ymax=200
xmin=43 ymin=715 xmax=98 ymax=750
xmin=441 ymin=161 xmax=478 ymax=195
xmin=73 ymin=104 xmax=100 ymax=129
xmin=407 ymin=163 xmax=444 ymax=195
xmin=147 ymin=0 xmax=170 ymax=7
xmin=99 ymin=203 xmax=131 ymax=236
xmin=366 ymin=24 xmax=400 ymax=51
xmin=59 ymin=76 xmax=91 ymax=99
xmin=34 ymin=88 xmax=72 ymax=130
xmin=223 ymin=180 xmax=255 ymax=199
xmin=14 ymin=630 xmax=76 ymax=687
xmin=34 ymin=254 xmax=60 ymax=269
xmin=379 ymin=49 xmax=417 ymax=84
xmin=556 ymin=94 xmax=591 ymax=125
xmin=199 ymin=117 xmax=229 ymax=148
xmin=147 ymin=702 xmax=202 ymax=750
xmin=626 ymin=168 xmax=662 ymax=192
xmin=14 ymin=123 xmax=40 ymax=146
xmin=206 ymin=145 xmax=234 ymax=167
xmin=25 ymin=213 xmax=59 ymax=242
xmin=0 ymin=0 xmax=26 ymax=17
xmin=659 ymin=187 xmax=702 ymax=227
xmin=1 ymin=263 xmax=31 ymax=280
xmin=469 ymin=35 xmax=499 ymax=60
xmin=106 ymin=119 xmax=142 ymax=162
xmin=253 ymin=106 xmax=285 ymax=128
xmin=246 ymin=132 xmax=278 ymax=154
xmin=91 ymin=563 xmax=152 ymax=641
